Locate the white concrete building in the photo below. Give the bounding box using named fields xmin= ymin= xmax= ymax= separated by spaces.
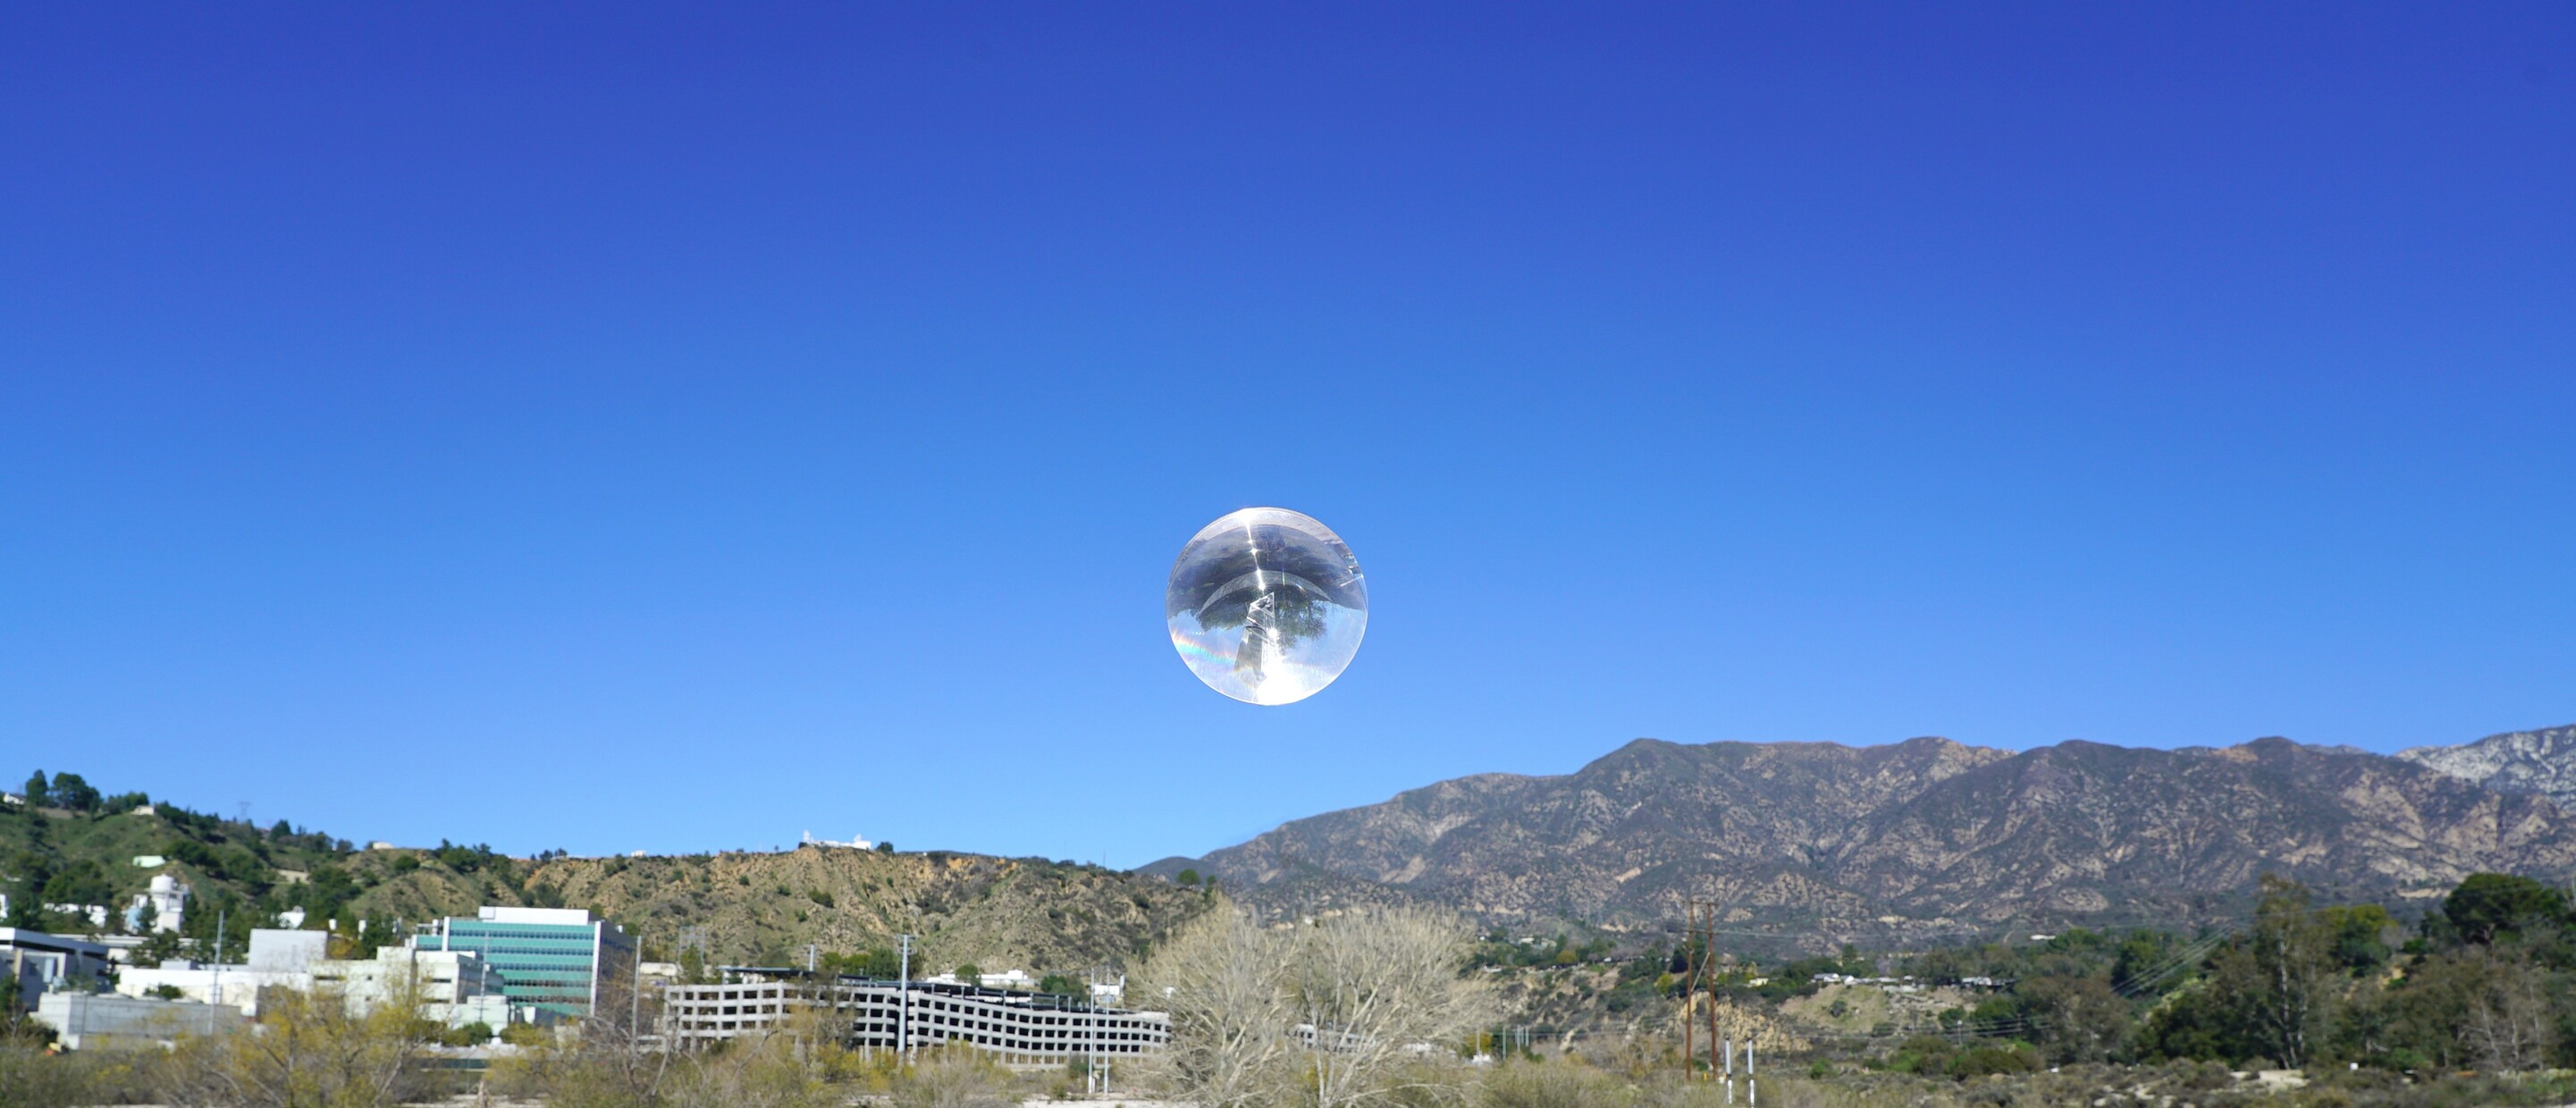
xmin=312 ymin=945 xmax=511 ymax=1030
xmin=34 ymin=992 xmax=245 ymax=1050
xmin=978 ymin=968 xmax=1036 ymax=990
xmin=114 ymin=929 xmax=324 ymax=1017
xmin=248 ymin=928 xmax=327 ymax=973
xmin=124 ymin=872 xmax=189 ymax=934
xmin=921 ymin=968 xmax=1038 ymax=990
xmin=41 ymin=903 xmax=111 ymax=930
xmin=800 ymin=831 xmax=875 ymax=850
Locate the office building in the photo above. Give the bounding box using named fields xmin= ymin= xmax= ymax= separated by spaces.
xmin=411 ymin=906 xmax=634 ymax=1019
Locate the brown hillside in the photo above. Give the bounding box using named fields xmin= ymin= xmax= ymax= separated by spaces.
xmin=522 ymin=846 xmax=1210 ymax=976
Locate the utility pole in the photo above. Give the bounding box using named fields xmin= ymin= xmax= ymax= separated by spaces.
xmin=1704 ymin=901 xmax=1719 ymax=1084
xmin=1681 ymin=902 xmax=1696 ymax=1077
xmin=1679 ymin=899 xmax=1726 ymax=1081
xmin=1099 ymin=969 xmax=1111 ymax=1097
xmin=1683 ymin=900 xmax=1726 ymax=1079
xmin=1086 ymin=965 xmax=1111 ymax=1095
xmin=896 ymin=934 xmax=914 ymax=1057
xmin=211 ymin=908 xmax=226 ymax=1008
xmin=631 ymin=937 xmax=644 ymax=1045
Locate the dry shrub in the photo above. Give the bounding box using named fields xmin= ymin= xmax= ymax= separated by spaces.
xmin=1467 ymin=1061 xmax=1990 ymax=1108
xmin=662 ymin=1031 xmax=846 ymax=1108
xmin=497 ymin=1007 xmax=883 ymax=1108
xmin=1477 ymin=1060 xmax=1642 ymax=1108
xmin=494 ymin=1031 xmax=675 ymax=1108
xmin=150 ymin=987 xmax=449 ymax=1108
xmin=0 ymin=1039 xmax=152 ymax=1108
xmin=888 ymin=1046 xmax=1015 ymax=1108
xmin=1695 ymin=996 xmax=1808 ymax=1056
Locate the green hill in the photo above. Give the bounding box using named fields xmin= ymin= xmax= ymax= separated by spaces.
xmin=4 ymin=771 xmax=383 ymax=961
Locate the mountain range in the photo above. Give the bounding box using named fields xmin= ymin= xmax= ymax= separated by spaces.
xmin=1148 ymin=726 xmax=2576 ymax=949
xmin=17 ymin=723 xmax=2571 ymax=969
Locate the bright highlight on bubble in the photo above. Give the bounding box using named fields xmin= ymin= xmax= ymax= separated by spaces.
xmin=1166 ymin=508 xmax=1367 ymax=705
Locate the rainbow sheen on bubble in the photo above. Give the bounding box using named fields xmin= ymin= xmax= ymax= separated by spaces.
xmin=1166 ymin=508 xmax=1367 ymax=705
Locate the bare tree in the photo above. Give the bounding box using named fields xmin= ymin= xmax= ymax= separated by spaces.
xmin=1137 ymin=902 xmax=1297 ymax=1108
xmin=1285 ymin=904 xmax=1494 ymax=1108
xmin=2464 ymin=953 xmax=2556 ymax=1072
xmin=1140 ymin=900 xmax=1494 ymax=1108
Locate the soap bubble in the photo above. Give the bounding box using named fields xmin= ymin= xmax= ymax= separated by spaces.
xmin=1166 ymin=508 xmax=1367 ymax=705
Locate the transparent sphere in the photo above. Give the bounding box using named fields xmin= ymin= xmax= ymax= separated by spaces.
xmin=1166 ymin=507 xmax=1368 ymax=705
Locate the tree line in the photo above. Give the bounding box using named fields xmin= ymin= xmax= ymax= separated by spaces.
xmin=1865 ymin=872 xmax=2576 ymax=1075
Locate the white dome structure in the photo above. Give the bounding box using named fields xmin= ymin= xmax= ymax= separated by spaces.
xmin=133 ymin=872 xmax=189 ymax=933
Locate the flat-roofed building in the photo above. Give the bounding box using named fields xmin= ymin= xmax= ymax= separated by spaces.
xmin=311 ymin=945 xmax=510 ymax=1030
xmin=1 ymin=928 xmax=110 ymax=1007
xmin=114 ymin=928 xmax=332 ymax=1016
xmin=33 ymin=992 xmax=246 ymax=1050
xmin=411 ymin=906 xmax=634 ymax=1020
xmin=248 ymin=928 xmax=327 ymax=973
xmin=661 ymin=971 xmax=1168 ymax=1064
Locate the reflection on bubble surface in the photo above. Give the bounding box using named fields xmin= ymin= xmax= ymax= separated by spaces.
xmin=1166 ymin=508 xmax=1367 ymax=705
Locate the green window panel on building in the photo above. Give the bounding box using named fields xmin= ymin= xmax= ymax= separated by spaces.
xmin=414 ymin=906 xmax=635 ymax=1020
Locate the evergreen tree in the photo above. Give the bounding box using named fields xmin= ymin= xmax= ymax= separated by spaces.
xmin=2444 ymin=873 xmax=2572 ymax=944
xmin=47 ymin=773 xmax=101 ymax=812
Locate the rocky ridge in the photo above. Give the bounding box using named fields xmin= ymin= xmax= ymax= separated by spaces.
xmin=1153 ymin=731 xmax=2576 ymax=948
xmin=2396 ymin=724 xmax=2576 ymax=814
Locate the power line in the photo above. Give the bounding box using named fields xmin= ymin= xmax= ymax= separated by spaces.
xmin=2109 ymin=933 xmax=2229 ymax=998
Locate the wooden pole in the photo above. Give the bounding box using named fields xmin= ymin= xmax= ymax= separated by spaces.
xmin=1680 ymin=901 xmax=1695 ymax=1078
xmin=1703 ymin=901 xmax=1718 ymax=1080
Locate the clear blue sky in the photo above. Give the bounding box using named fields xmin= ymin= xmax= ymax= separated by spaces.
xmin=4 ymin=4 xmax=2571 ymax=865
